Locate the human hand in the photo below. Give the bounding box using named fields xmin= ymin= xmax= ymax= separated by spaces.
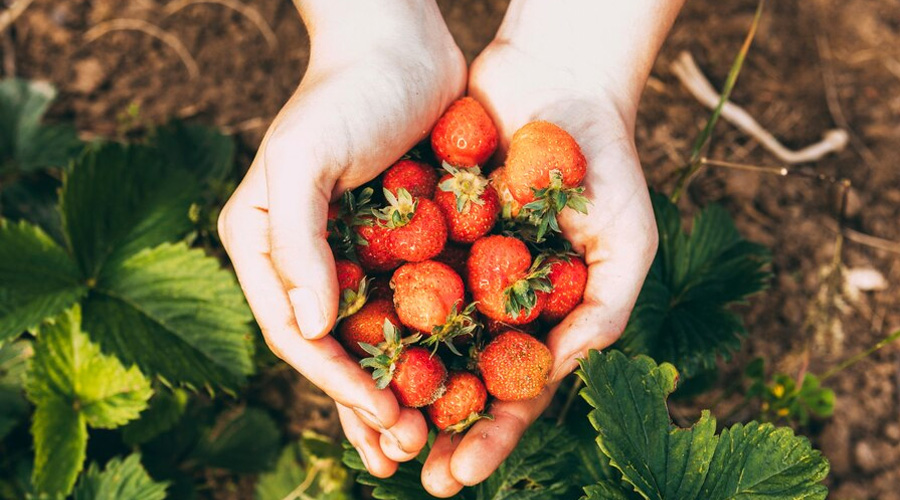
xmin=217 ymin=0 xmax=465 ymax=478
xmin=418 ymin=1 xmax=682 ymax=494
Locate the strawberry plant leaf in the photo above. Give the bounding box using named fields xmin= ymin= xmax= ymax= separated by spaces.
xmin=577 ymin=350 xmax=829 ymax=500
xmin=0 ymin=219 xmax=86 ymax=343
xmin=61 ymin=143 xmax=199 ymax=279
xmin=26 ymin=306 xmax=153 ymax=496
xmin=72 ymin=453 xmax=169 ymax=500
xmin=0 ymin=78 xmax=82 ymax=173
xmin=0 ymin=339 xmax=31 ymax=440
xmin=150 ymin=121 xmax=235 ymax=184
xmin=582 ymin=483 xmax=637 ymax=500
xmin=121 ymin=388 xmax=189 ymax=446
xmin=616 ymin=193 xmax=771 ymax=377
xmin=84 ymin=242 xmax=254 ymax=389
xmin=344 ymin=442 xmax=466 ymax=500
xmin=189 ymin=407 xmax=281 ymax=473
xmin=0 ymin=172 xmax=66 ymax=244
xmin=255 ymin=432 xmax=352 ymax=500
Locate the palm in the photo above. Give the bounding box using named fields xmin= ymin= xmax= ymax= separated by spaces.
xmin=420 ymin=43 xmax=658 ymax=495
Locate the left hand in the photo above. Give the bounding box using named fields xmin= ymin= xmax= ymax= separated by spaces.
xmin=419 ymin=38 xmax=659 ymax=498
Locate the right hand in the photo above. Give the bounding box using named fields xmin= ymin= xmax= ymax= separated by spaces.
xmin=217 ymin=0 xmax=465 ymax=478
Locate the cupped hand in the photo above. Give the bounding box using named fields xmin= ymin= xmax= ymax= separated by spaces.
xmin=420 ymin=40 xmax=659 ymax=497
xmin=217 ymin=2 xmax=465 ymax=478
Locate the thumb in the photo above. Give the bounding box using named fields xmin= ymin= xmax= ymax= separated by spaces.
xmin=264 ymin=135 xmax=340 ymax=340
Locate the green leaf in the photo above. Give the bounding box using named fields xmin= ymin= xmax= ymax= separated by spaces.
xmin=0 ymin=219 xmax=85 ymax=343
xmin=25 ymin=306 xmax=153 ymax=496
xmin=577 ymin=350 xmax=830 ymax=500
xmin=84 ymin=242 xmax=254 ymax=389
xmin=121 ymin=388 xmax=189 ymax=446
xmin=0 ymin=173 xmax=65 ymax=244
xmin=582 ymin=482 xmax=637 ymax=500
xmin=190 ymin=407 xmax=281 ymax=473
xmin=150 ymin=121 xmax=235 ymax=184
xmin=344 ymin=443 xmax=459 ymax=500
xmin=0 ymin=339 xmax=32 ymax=440
xmin=255 ymin=432 xmax=352 ymax=500
xmin=472 ymin=420 xmax=578 ymax=499
xmin=0 ymin=78 xmax=82 ymax=172
xmin=617 ymin=193 xmax=771 ymax=377
xmin=61 ymin=142 xmax=198 ymax=279
xmin=72 ymin=453 xmax=169 ymax=500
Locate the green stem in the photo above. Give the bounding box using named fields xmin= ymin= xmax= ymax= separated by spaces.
xmin=820 ymin=330 xmax=900 ymax=382
xmin=556 ymin=377 xmax=584 ymax=427
xmin=670 ymin=0 xmax=766 ymax=203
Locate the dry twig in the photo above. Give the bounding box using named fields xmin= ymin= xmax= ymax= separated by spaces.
xmin=672 ymin=51 xmax=849 ymax=164
xmin=164 ymin=0 xmax=278 ymax=50
xmin=0 ymin=0 xmax=34 ymax=34
xmin=84 ymin=19 xmax=199 ymax=80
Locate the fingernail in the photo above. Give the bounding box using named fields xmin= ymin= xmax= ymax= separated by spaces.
xmin=288 ymin=288 xmax=325 ymax=339
xmin=353 ymin=407 xmax=385 ymax=431
xmin=386 ymin=430 xmax=409 ymax=454
xmin=550 ymin=354 xmax=581 ymax=383
xmin=356 ymin=447 xmax=371 ymax=471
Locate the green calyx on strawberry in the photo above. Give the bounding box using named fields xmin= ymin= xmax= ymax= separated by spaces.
xmin=502 ymin=254 xmax=553 ymax=319
xmin=438 ymin=162 xmax=490 ymax=213
xmin=359 ymin=319 xmax=422 ymax=390
xmin=336 ymin=276 xmax=370 ymax=322
xmin=521 ymin=170 xmax=589 ymax=242
xmin=422 ymin=301 xmax=481 ymax=356
xmin=375 ymin=187 xmax=418 ymax=229
xmin=328 ymin=187 xmax=376 ymax=259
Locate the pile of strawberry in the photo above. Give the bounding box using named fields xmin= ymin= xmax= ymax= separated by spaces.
xmin=327 ymin=97 xmax=589 ymax=433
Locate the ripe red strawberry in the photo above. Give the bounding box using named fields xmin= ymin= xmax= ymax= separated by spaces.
xmin=355 ymin=215 xmax=403 ymax=272
xmin=391 ymin=347 xmax=447 ymax=407
xmin=335 ymin=260 xmax=369 ymax=320
xmin=426 ymin=371 xmax=488 ymax=432
xmin=489 ymin=166 xmax=522 ymax=219
xmin=505 ymin=121 xmax=589 ymax=240
xmin=360 ymin=324 xmax=447 ymax=408
xmin=433 ymin=244 xmax=469 ymax=282
xmin=431 ymin=97 xmax=498 ymax=168
xmin=337 ymin=299 xmax=399 ymax=358
xmin=540 ymin=256 xmax=588 ymax=324
xmin=391 ymin=261 xmax=464 ymax=333
xmin=467 ymin=236 xmax=551 ymax=325
xmin=375 ymin=188 xmax=447 ymax=262
xmin=434 ymin=165 xmax=500 ymax=243
xmin=383 ymin=159 xmax=439 ymax=199
xmin=478 ymin=331 xmax=551 ymax=401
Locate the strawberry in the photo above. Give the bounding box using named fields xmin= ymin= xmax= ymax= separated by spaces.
xmin=489 ymin=166 xmax=522 ymax=219
xmin=383 ymin=159 xmax=439 ymax=199
xmin=391 ymin=260 xmax=465 ymax=333
xmin=431 ymin=97 xmax=499 ymax=168
xmin=360 ymin=325 xmax=447 ymax=407
xmin=505 ymin=121 xmax=589 ymax=240
xmin=467 ymin=236 xmax=552 ymax=325
xmin=478 ymin=331 xmax=551 ymax=401
xmin=355 ymin=215 xmax=403 ymax=272
xmin=433 ymin=243 xmax=469 ymax=282
xmin=375 ymin=188 xmax=447 ymax=262
xmin=434 ymin=164 xmax=500 ymax=243
xmin=426 ymin=371 xmax=489 ymax=432
xmin=328 ymin=188 xmax=376 ymax=260
xmin=335 ymin=260 xmax=369 ymax=320
xmin=337 ymin=299 xmax=400 ymax=358
xmin=540 ymin=255 xmax=588 ymax=324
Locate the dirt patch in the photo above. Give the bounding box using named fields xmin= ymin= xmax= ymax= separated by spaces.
xmin=7 ymin=0 xmax=900 ymax=497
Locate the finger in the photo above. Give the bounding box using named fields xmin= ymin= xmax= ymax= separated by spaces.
xmin=338 ymin=403 xmax=398 ymax=478
xmin=449 ymin=384 xmax=557 ymax=486
xmin=378 ymin=407 xmax=429 ymax=462
xmin=422 ymin=433 xmax=464 ymax=498
xmin=263 ymin=126 xmax=340 ymax=340
xmin=219 ymin=186 xmax=401 ymax=431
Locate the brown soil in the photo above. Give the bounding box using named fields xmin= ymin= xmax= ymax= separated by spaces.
xmin=8 ymin=0 xmax=900 ymax=498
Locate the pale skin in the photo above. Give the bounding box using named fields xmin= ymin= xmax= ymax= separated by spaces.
xmin=217 ymin=0 xmax=685 ymax=496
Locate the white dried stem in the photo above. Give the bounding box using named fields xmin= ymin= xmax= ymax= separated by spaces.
xmin=671 ymin=51 xmax=849 ymax=164
xmin=164 ymin=0 xmax=278 ymax=50
xmin=84 ymin=19 xmax=199 ymax=80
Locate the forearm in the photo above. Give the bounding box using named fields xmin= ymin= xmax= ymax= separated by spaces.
xmin=496 ymin=0 xmax=686 ymax=111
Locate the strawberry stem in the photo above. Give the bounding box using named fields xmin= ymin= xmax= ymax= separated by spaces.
xmin=521 ymin=170 xmax=589 ymax=242
xmin=438 ymin=162 xmax=489 ymax=213
xmin=422 ymin=301 xmax=481 ymax=355
xmin=375 ymin=188 xmax=418 ymax=228
xmin=502 ymin=254 xmax=554 ymax=319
